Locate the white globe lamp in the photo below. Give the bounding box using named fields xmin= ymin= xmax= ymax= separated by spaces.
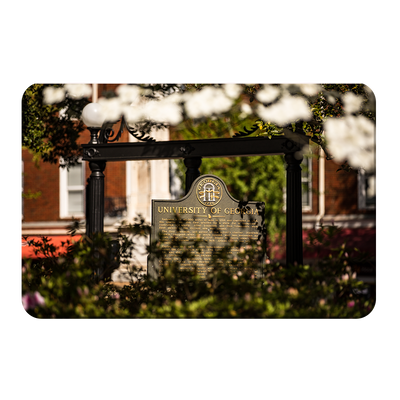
xmin=81 ymin=103 xmax=105 ymax=128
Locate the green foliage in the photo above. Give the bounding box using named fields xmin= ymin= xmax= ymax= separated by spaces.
xmin=22 ymin=84 xmax=88 ymax=167
xmin=198 ymin=155 xmax=286 ymax=246
xmin=22 ymin=219 xmax=375 ymax=319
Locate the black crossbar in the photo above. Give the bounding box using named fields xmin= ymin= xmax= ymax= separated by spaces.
xmin=82 ymin=136 xmax=300 ymax=162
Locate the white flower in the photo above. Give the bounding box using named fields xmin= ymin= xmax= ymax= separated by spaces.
xmin=43 ymin=87 xmax=66 ymax=104
xmin=98 ymin=97 xmax=123 ymax=122
xmin=256 ymin=85 xmax=280 ymax=104
xmin=163 ymin=92 xmax=184 ymax=104
xmin=33 ymin=291 xmax=46 ymax=306
xmin=256 ymin=94 xmax=312 ymax=126
xmin=299 ymin=84 xmax=321 ymax=96
xmin=142 ymin=99 xmax=183 ymax=125
xmin=184 ymin=87 xmax=233 ymax=119
xmin=122 ymin=104 xmax=143 ymax=123
xmin=341 ymin=273 xmax=349 ymax=282
xmin=64 ymin=84 xmax=92 ymax=99
xmin=223 ymin=84 xmax=242 ymax=99
xmin=324 ymin=115 xmax=375 ymax=172
xmin=295 ymin=144 xmax=312 ymax=160
xmin=116 ymin=84 xmax=142 ymax=105
xmin=239 ymin=103 xmax=252 ymax=118
xmin=342 ymin=92 xmax=364 ymax=114
xmin=327 ymin=95 xmax=336 ymax=104
xmin=123 ymin=97 xmax=183 ymax=125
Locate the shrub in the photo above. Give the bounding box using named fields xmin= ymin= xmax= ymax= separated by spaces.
xmin=22 ymin=219 xmax=375 ymax=318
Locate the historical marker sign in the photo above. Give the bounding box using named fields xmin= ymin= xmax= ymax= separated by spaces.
xmin=148 ymin=174 xmax=266 ymax=279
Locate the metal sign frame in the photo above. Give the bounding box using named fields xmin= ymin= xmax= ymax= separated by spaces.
xmin=82 ymin=134 xmax=305 ymax=266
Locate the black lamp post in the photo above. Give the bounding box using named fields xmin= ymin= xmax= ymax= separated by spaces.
xmin=81 ymin=103 xmax=107 ymax=238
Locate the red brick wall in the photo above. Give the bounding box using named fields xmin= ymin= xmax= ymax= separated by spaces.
xmin=324 ymin=159 xmax=374 ymax=216
xmin=22 ymin=150 xmax=60 ymax=222
xmin=325 ymin=159 xmax=356 ymax=215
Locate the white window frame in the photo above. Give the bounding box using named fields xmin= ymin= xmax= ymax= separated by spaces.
xmin=358 ymin=168 xmax=376 ymax=210
xmin=301 ymin=156 xmax=313 ymax=211
xmin=59 ymin=158 xmax=86 ymax=219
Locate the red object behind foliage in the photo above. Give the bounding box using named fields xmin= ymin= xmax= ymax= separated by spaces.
xmin=22 ymin=235 xmax=82 ymax=259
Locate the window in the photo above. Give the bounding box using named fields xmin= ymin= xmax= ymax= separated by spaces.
xmin=60 ymin=160 xmax=86 ymax=218
xmin=19 ymin=160 xmax=24 ymax=219
xmin=358 ymin=169 xmax=376 ymax=210
xmin=301 ymin=156 xmax=312 ymax=210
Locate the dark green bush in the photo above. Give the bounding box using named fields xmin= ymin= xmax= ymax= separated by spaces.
xmin=22 ymin=219 xmax=375 ymax=318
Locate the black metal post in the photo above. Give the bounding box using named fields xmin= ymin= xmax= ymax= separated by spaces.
xmin=85 ymin=177 xmax=91 ymax=234
xmin=86 ymin=160 xmax=106 ymax=282
xmin=184 ymin=157 xmax=202 ymax=195
xmin=285 ymin=153 xmax=303 ymax=266
xmin=87 ymin=160 xmax=106 ymax=237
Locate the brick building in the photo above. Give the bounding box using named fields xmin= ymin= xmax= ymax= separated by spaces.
xmin=22 ymin=85 xmax=129 ymax=237
xmin=22 ymin=84 xmax=376 ymax=282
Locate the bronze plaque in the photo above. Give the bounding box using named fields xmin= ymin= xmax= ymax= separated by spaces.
xmin=148 ymin=174 xmax=265 ymax=279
